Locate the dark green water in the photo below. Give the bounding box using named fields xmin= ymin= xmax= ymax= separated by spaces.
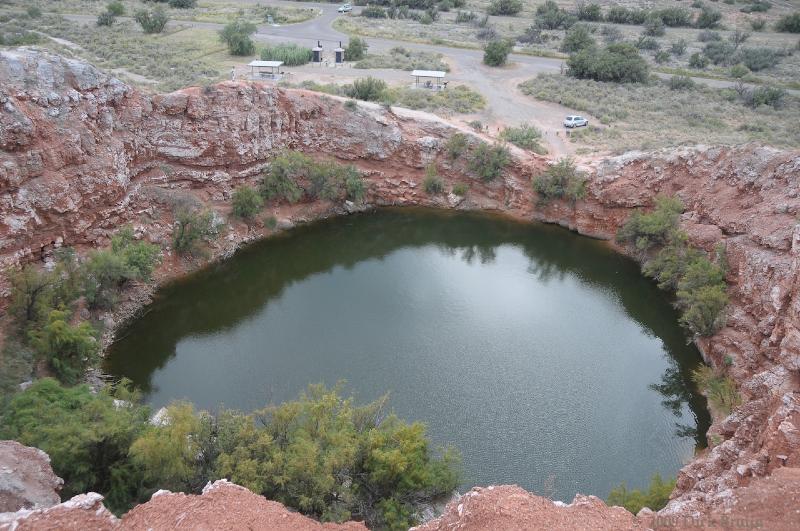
xmin=105 ymin=208 xmax=709 ymax=502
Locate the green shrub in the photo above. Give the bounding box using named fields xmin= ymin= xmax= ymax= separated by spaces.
xmin=446 ymin=132 xmax=469 ymax=160
xmin=696 ymin=6 xmax=722 ymax=29
xmin=605 ymin=6 xmax=648 ymax=25
xmin=689 ymin=52 xmax=709 ymax=68
xmin=261 ymin=43 xmax=312 ymax=66
xmin=644 ymin=15 xmax=666 ymax=37
xmin=28 ymin=310 xmax=99 ymax=386
xmin=750 ymin=18 xmax=766 ymax=31
xmin=483 ymin=40 xmax=512 ymax=66
xmin=636 ymin=36 xmax=660 ymax=51
xmin=743 ymin=85 xmax=785 ymax=108
xmin=452 ymin=182 xmax=469 ymax=196
xmin=654 ymin=7 xmax=692 ymax=27
xmin=362 ymin=6 xmax=388 ymax=18
xmin=561 ymin=24 xmax=596 ymax=53
xmin=261 ymin=153 xmax=305 ymax=203
xmin=654 ymin=51 xmax=670 ymax=63
xmin=423 ymin=165 xmax=445 ymax=194
xmin=0 ymin=379 xmax=150 ymax=513
xmin=107 ymin=1 xmax=125 ymax=16
xmin=697 ymin=30 xmax=722 ymax=42
xmin=567 ymin=43 xmax=649 ymax=83
xmin=535 ymin=0 xmax=577 ymax=29
xmin=26 ymin=6 xmax=42 ymax=18
xmin=344 ymin=36 xmax=368 ymax=61
xmin=691 ymin=365 xmax=741 ymax=414
xmin=671 ymin=39 xmax=688 ymax=56
xmin=616 ymin=196 xmax=684 ymax=250
xmin=260 ymin=152 xmax=366 ymax=204
xmin=97 ymin=11 xmax=117 ymax=26
xmin=775 ymin=12 xmax=800 ymax=33
xmin=344 ymin=99 xmax=358 ymax=110
xmin=172 ymin=208 xmax=217 ymax=257
xmin=455 ymin=10 xmax=478 ymax=23
xmin=729 ymin=63 xmax=750 ymax=78
xmin=740 ymin=1 xmax=770 ymax=14
xmin=134 ymin=7 xmax=169 ymax=34
xmin=469 ymin=143 xmax=511 ymax=182
xmin=577 ymin=3 xmax=603 ymax=22
xmin=219 ymin=20 xmax=257 ymax=56
xmin=704 ymin=41 xmax=736 ymax=65
xmin=487 ymin=0 xmax=522 ymax=16
xmin=608 ymin=474 xmax=675 ymax=514
xmin=232 ymin=186 xmax=263 ymax=220
xmin=737 ymin=47 xmax=782 ymax=71
xmin=169 ymin=0 xmax=197 ymax=7
xmin=668 ymin=75 xmax=695 ymax=90
xmin=643 ymin=231 xmax=699 ymax=289
xmin=500 ymin=124 xmax=546 ymax=154
xmin=348 ymin=77 xmax=387 ymax=101
xmin=8 ymin=265 xmax=57 ymax=327
xmin=533 ymin=159 xmax=587 ymax=203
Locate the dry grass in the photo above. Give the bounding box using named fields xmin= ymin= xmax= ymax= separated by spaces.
xmin=519 ymin=73 xmax=800 ymax=154
xmin=355 ymin=46 xmax=450 ymax=71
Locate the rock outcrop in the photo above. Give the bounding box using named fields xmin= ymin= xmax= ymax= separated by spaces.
xmin=0 ymin=441 xmax=62 ymax=513
xmin=1 ymin=48 xmax=800 ymax=528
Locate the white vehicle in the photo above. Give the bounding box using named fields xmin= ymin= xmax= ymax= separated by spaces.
xmin=563 ymin=115 xmax=588 ymax=128
xmin=338 ymin=4 xmax=352 ymax=12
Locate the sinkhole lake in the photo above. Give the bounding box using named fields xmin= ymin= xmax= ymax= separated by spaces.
xmin=106 ymin=208 xmax=710 ymax=501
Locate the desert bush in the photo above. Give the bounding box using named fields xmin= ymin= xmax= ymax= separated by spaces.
xmin=689 ymin=52 xmax=709 ymax=68
xmin=636 ymin=36 xmax=660 ymax=51
xmin=567 ymin=43 xmax=649 ymax=83
xmin=677 ymin=260 xmax=728 ymax=336
xmin=576 ymin=3 xmax=603 ymax=22
xmin=600 ymin=25 xmax=623 ymax=43
xmin=607 ymin=474 xmax=675 ymax=514
xmin=423 ymin=165 xmax=445 ymax=194
xmin=348 ymin=76 xmax=387 ymax=101
xmin=172 ymin=208 xmax=217 ymax=257
xmin=535 ymin=0 xmax=576 ymax=30
xmin=231 ymin=186 xmax=263 ymax=220
xmin=561 ymin=24 xmax=596 ymax=53
xmin=740 ymin=1 xmax=770 ymax=13
xmin=260 ymin=152 xmax=365 ymax=203
xmin=107 ymin=1 xmax=125 ymax=16
xmin=446 ymin=132 xmax=469 ymax=160
xmin=169 ymin=0 xmax=197 ymax=7
xmin=469 ymin=143 xmax=511 ymax=182
xmin=644 ymin=15 xmax=666 ymax=37
xmin=452 ymin=182 xmax=469 ymax=196
xmin=749 ymin=18 xmax=766 ymax=31
xmin=616 ymin=196 xmax=683 ymax=250
xmin=532 ymin=159 xmax=586 ymax=203
xmin=654 ymin=50 xmax=670 ymax=63
xmin=671 ymin=39 xmax=688 ymax=56
xmin=729 ymin=63 xmax=750 ymax=78
xmin=29 ymin=310 xmax=99 ymax=386
xmin=741 ymin=85 xmax=785 ymax=108
xmin=487 ymin=0 xmax=522 ymax=16
xmin=134 ymin=7 xmax=169 ymax=34
xmin=455 ymin=10 xmax=477 ymax=23
xmin=692 ymin=365 xmax=740 ymax=414
xmin=668 ymin=75 xmax=695 ymax=90
xmin=697 ymin=30 xmax=722 ymax=42
xmin=654 ymin=7 xmax=692 ymax=27
xmin=344 ymin=36 xmax=368 ymax=61
xmin=500 ymin=124 xmax=546 ymax=154
xmin=97 ymin=11 xmax=117 ymax=26
xmin=483 ymin=39 xmax=512 ymax=66
xmin=729 ymin=29 xmax=750 ymax=50
xmin=696 ymin=6 xmax=722 ymax=29
xmin=737 ymin=47 xmax=782 ymax=71
xmin=261 ymin=43 xmax=312 ymax=66
xmin=362 ymin=6 xmax=388 ymax=18
xmin=605 ymin=6 xmax=648 ymax=25
xmin=703 ymin=41 xmax=735 ymax=65
xmin=775 ymin=12 xmax=800 ymax=33
xmin=219 ymin=20 xmax=257 ymax=56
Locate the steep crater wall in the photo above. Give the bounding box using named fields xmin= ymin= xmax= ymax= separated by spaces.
xmin=1 ymin=48 xmax=799 ymax=521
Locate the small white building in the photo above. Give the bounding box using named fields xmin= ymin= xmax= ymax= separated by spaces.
xmin=247 ymin=60 xmax=284 ymax=80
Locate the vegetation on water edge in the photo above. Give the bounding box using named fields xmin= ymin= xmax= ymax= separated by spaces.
xmin=0 ymin=379 xmax=460 ymax=528
xmin=607 ymin=473 xmax=676 ymax=514
xmin=617 ymin=196 xmax=729 ymax=338
xmin=691 ymin=365 xmax=741 ymax=415
xmin=260 ymin=151 xmax=366 ymax=205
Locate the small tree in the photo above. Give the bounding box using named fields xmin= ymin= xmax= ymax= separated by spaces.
xmin=29 ymin=310 xmax=99 ymax=386
xmin=344 ymin=37 xmax=368 ymax=61
xmin=561 ymin=24 xmax=595 ymax=53
xmin=219 ymin=20 xmax=257 ymax=56
xmin=232 ymin=185 xmax=264 ymax=220
xmin=533 ymin=159 xmax=587 ymax=203
xmin=134 ymin=7 xmax=169 ymax=34
xmin=8 ymin=265 xmax=56 ymax=326
xmin=483 ymin=40 xmax=512 ymax=66
xmin=172 ymin=208 xmax=217 ymax=257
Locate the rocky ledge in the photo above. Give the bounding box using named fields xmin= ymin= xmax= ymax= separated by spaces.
xmin=1 ymin=48 xmax=799 ymax=528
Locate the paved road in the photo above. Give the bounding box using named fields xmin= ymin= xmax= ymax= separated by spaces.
xmin=60 ymin=3 xmax=797 ymax=156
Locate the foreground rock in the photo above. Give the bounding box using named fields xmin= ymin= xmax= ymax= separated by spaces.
xmin=0 ymin=441 xmax=62 ymax=513
xmin=412 ymin=486 xmax=644 ymax=531
xmin=1 ymin=48 xmax=800 ymax=527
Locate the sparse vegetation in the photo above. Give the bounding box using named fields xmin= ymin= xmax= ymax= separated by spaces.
xmin=692 ymin=365 xmax=741 ymax=414
xmin=423 ymin=164 xmax=445 ymax=194
xmin=134 ymin=6 xmax=169 ymax=34
xmin=260 ymin=152 xmax=366 ymax=205
xmin=452 ymin=182 xmax=469 ymax=196
xmin=446 ymin=132 xmax=469 ymax=160
xmin=231 ymin=186 xmax=263 ymax=220
xmin=487 ymin=0 xmax=522 ymax=17
xmin=500 ymin=124 xmax=547 ymax=154
xmin=608 ymin=474 xmax=676 ymax=514
xmin=775 ymin=12 xmax=800 ymax=33
xmin=469 ymin=142 xmax=511 ymax=182
xmin=355 ymin=47 xmax=448 ymax=72
xmin=532 ymin=159 xmax=587 ymax=203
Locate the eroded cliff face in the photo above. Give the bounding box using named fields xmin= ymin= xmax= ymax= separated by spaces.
xmin=1 ymin=49 xmax=799 ymax=528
